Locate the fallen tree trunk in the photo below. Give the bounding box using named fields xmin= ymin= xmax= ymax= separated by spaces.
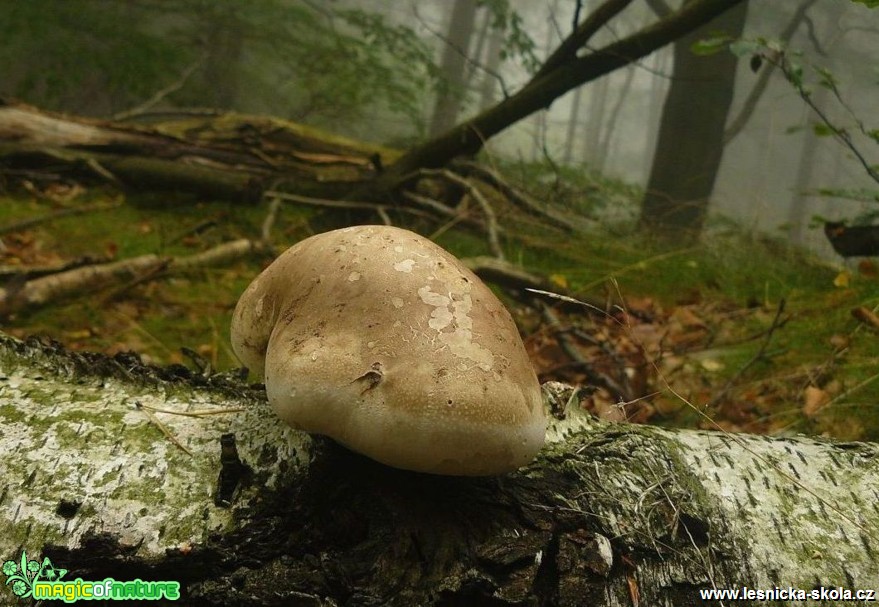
xmin=1 ymin=333 xmax=877 ymax=606
xmin=0 ymin=101 xmax=390 ymax=202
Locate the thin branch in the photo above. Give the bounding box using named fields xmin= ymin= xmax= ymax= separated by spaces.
xmin=419 ymin=169 xmax=504 ymax=259
xmin=725 ymin=0 xmax=820 ymax=144
xmin=264 ymin=190 xmax=427 ymax=222
xmin=540 ymin=302 xmax=631 ymax=400
xmin=261 ymin=197 xmax=281 ymax=245
xmin=113 ymin=53 xmax=208 ymax=121
xmin=706 ymin=298 xmax=787 ymax=408
xmin=536 ymin=0 xmax=635 ymax=79
xmin=456 ymin=161 xmax=581 ymax=232
xmin=135 ymin=402 xmax=194 ymax=457
xmin=777 ymin=57 xmax=879 ymax=185
xmin=0 ymin=202 xmax=121 ymax=235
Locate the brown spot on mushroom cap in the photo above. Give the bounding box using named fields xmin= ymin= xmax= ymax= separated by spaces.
xmin=231 ymin=225 xmax=545 ymax=475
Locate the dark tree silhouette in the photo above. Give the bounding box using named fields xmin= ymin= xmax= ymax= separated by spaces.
xmin=638 ymin=0 xmax=749 ymax=237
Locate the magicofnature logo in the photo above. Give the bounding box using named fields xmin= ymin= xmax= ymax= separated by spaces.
xmin=2 ymin=550 xmax=67 ymax=599
xmin=2 ymin=550 xmax=180 ymax=602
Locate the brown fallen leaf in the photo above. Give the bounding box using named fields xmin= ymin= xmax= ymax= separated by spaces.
xmin=857 ymin=259 xmax=878 ymax=278
xmin=670 ymin=306 xmax=707 ymax=329
xmin=803 ymin=385 xmax=830 ymax=418
xmin=851 ymin=306 xmax=879 ymax=330
xmin=829 ymin=334 xmax=850 ymax=349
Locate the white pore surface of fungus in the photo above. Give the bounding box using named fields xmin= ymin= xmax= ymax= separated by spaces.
xmin=231 ymin=225 xmax=545 ymax=475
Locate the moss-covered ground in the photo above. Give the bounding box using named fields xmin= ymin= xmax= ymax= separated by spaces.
xmin=2 ymin=163 xmax=877 ymax=441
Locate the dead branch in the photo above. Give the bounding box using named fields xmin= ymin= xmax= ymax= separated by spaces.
xmin=0 ymin=240 xmax=266 ymax=316
xmin=539 ymin=301 xmax=631 ymax=400
xmin=264 ymin=190 xmax=430 ymax=222
xmin=706 ymin=298 xmax=787 ymax=408
xmin=173 ymin=239 xmax=262 ymax=269
xmin=113 ymin=53 xmax=208 ymax=121
xmin=455 ymin=161 xmax=582 ymax=232
xmin=400 ymin=190 xmax=459 ymax=219
xmin=0 ymin=256 xmax=114 ymax=280
xmin=419 ymin=168 xmax=505 ymax=259
xmin=0 ymin=202 xmax=121 ymax=235
xmin=260 ymin=197 xmax=282 ymax=245
xmin=0 ymin=254 xmax=166 ymax=315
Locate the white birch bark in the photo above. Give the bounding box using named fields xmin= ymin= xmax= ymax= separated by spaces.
xmin=1 ymin=333 xmax=877 ymax=606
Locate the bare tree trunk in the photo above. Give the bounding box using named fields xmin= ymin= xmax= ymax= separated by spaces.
xmin=477 ymin=24 xmax=504 ymax=111
xmin=582 ymin=74 xmax=609 ymax=167
xmin=642 ymin=49 xmax=670 ymax=182
xmin=429 ymin=0 xmax=479 ymax=137
xmin=638 ymin=0 xmax=748 ymax=237
xmin=787 ymin=90 xmax=825 ymax=245
xmin=2 ymin=332 xmax=878 ymax=606
xmin=596 ymin=65 xmax=636 ymax=172
xmin=563 ymin=87 xmax=583 ymax=164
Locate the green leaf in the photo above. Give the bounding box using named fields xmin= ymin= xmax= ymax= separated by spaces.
xmin=850 ymin=0 xmax=879 ymax=7
xmin=729 ymin=39 xmax=761 ymax=57
xmin=691 ymin=36 xmax=731 ymax=56
xmin=816 ymin=66 xmax=838 ymax=90
xmin=788 ymin=62 xmax=804 ymax=88
xmin=813 ymin=123 xmax=835 ymax=137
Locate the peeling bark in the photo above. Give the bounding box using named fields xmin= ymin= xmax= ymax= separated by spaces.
xmin=1 ymin=333 xmax=878 ymax=606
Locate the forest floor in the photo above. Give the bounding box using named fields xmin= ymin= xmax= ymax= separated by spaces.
xmin=2 ymin=163 xmax=878 ymax=442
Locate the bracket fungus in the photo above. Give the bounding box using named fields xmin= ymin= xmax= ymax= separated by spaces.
xmin=231 ymin=225 xmax=545 ymax=475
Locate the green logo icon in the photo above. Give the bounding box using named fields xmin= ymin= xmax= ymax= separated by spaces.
xmin=3 ymin=550 xmax=180 ymax=602
xmin=2 ymin=550 xmax=68 ymax=598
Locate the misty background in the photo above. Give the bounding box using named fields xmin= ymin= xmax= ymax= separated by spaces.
xmin=1 ymin=0 xmax=876 ymax=257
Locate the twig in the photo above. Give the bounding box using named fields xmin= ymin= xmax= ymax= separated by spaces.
xmin=261 ymin=197 xmax=282 ymax=245
xmin=166 ymin=219 xmax=218 ymax=246
xmin=400 ymin=190 xmax=459 ymax=219
xmin=540 ymin=302 xmax=631 ymax=400
xmin=0 ymin=202 xmax=121 ymax=235
xmin=0 ymin=239 xmax=264 ymax=315
xmin=172 ymin=239 xmax=262 ymax=269
xmin=776 ymin=56 xmax=879 ymax=185
xmin=421 ymin=168 xmax=505 ymax=259
xmin=706 ymin=298 xmax=787 ymax=408
xmin=535 ymin=0 xmax=635 ymax=79
xmin=724 ymin=0 xmax=820 ymax=144
xmin=264 ymin=190 xmax=423 ymax=222
xmin=100 ymin=259 xmax=172 ymax=304
xmin=376 ymin=206 xmax=392 ymax=226
xmin=113 ymin=53 xmax=207 ymax=121
xmin=135 ymin=402 xmax=193 ymax=457
xmin=0 ymin=255 xmax=114 ymax=280
xmin=137 ymin=403 xmax=247 ymax=418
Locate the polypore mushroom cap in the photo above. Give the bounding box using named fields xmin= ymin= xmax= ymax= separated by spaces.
xmin=231 ymin=225 xmax=545 ymax=475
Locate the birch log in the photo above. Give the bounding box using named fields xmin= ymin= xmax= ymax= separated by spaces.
xmin=0 ymin=332 xmax=877 ymax=606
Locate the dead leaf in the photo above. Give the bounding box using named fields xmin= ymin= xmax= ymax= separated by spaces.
xmin=851 ymin=306 xmax=879 ymax=330
xmin=626 ymin=572 xmax=640 ymax=607
xmin=829 ymin=334 xmax=850 ymax=349
xmin=549 ymin=273 xmax=568 ymax=289
xmin=671 ymin=306 xmax=708 ymax=328
xmin=700 ymin=359 xmax=724 ymax=372
xmin=857 ymin=259 xmax=878 ymax=278
xmin=803 ymin=385 xmax=830 ymax=418
xmin=833 ymin=271 xmax=851 ymax=288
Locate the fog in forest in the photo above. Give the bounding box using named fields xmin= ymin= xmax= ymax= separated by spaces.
xmin=1 ymin=0 xmax=877 ymax=256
